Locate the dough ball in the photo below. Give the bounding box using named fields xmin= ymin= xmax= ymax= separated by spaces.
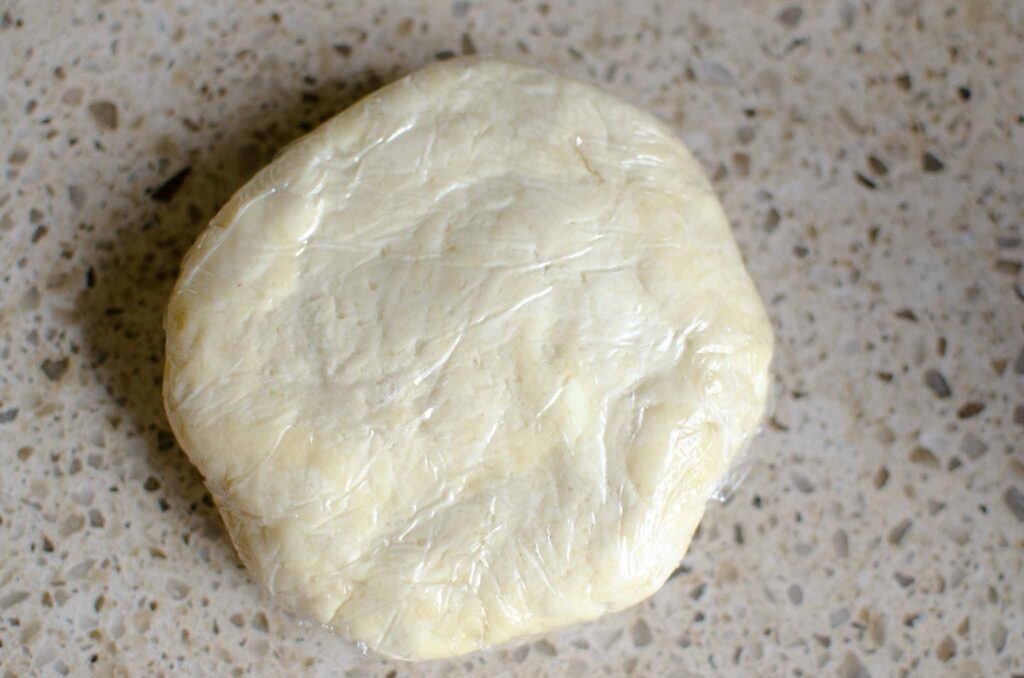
xmin=164 ymin=57 xmax=772 ymax=660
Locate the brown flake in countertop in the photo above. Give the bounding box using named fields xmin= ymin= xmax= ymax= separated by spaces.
xmin=955 ymin=401 xmax=984 ymax=419
xmin=935 ymin=635 xmax=956 ymax=662
xmin=87 ymin=101 xmax=119 ymax=131
xmin=922 ymin=151 xmax=944 ymax=172
xmin=777 ymin=6 xmax=803 ymax=29
xmin=887 ymin=518 xmax=913 ymax=546
xmin=1003 ymin=487 xmax=1024 ymax=522
xmin=923 ymin=369 xmax=951 ymax=398
xmin=149 ymin=167 xmax=192 ymax=202
xmin=909 ymin=446 xmax=939 ymax=468
xmin=40 ymin=357 xmax=69 ymax=381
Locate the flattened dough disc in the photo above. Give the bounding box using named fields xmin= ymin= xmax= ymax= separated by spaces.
xmin=164 ymin=57 xmax=773 ymax=660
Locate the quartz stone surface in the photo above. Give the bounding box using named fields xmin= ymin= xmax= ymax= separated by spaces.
xmin=1 ymin=1 xmax=1021 ymax=676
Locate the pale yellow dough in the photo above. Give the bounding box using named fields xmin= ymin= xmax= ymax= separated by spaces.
xmin=164 ymin=57 xmax=772 ymax=660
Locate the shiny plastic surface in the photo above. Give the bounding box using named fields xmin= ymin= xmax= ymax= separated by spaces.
xmin=163 ymin=57 xmax=773 ymax=661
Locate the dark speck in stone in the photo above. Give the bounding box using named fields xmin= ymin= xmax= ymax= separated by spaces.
xmin=41 ymin=357 xmax=69 ymax=381
xmin=395 ymin=18 xmax=414 ymax=36
xmin=995 ymin=259 xmax=1022 ymax=276
xmin=936 ymin=636 xmax=956 ymax=662
xmin=732 ymin=152 xmax=750 ymax=176
xmin=894 ymin=572 xmax=915 ymax=588
xmin=31 ymin=225 xmax=47 ymax=243
xmin=0 ymin=407 xmax=18 ymax=424
xmin=1004 ymin=487 xmax=1024 ymax=522
xmin=791 ymin=472 xmax=814 ymax=494
xmin=894 ymin=308 xmax=917 ymax=322
xmin=957 ymin=86 xmax=971 ymax=101
xmin=252 ymin=612 xmax=270 ymax=633
xmin=157 ymin=431 xmax=176 ymax=451
xmin=150 ymin=167 xmax=191 ymax=202
xmin=894 ymin=72 xmax=912 ymax=91
xmin=909 ymin=446 xmax=939 ymax=468
xmin=838 ymin=651 xmax=869 ymax=678
xmin=435 ymin=50 xmax=457 ymax=61
xmin=669 ymin=562 xmax=691 ymax=580
xmin=956 ymin=401 xmax=985 ymax=419
xmin=922 ymin=151 xmax=945 ymax=172
xmin=87 ymin=101 xmax=119 ymax=130
xmin=887 ymin=519 xmax=912 ymax=546
xmin=143 ymin=476 xmax=161 ymax=492
xmin=461 ymin=33 xmax=477 ymax=55
xmin=855 ymin=172 xmax=876 ymax=189
xmin=867 ymin=155 xmax=888 ymax=175
xmin=777 ymin=5 xmax=803 ymax=27
xmin=924 ymin=370 xmax=951 ymax=398
xmin=333 ymin=44 xmax=352 ymax=57
xmin=68 ymin=184 xmax=86 ymax=209
xmin=7 ymin=146 xmax=29 ymax=164
xmin=873 ymin=466 xmax=889 ymax=489
xmin=631 ymin=618 xmax=652 ymax=647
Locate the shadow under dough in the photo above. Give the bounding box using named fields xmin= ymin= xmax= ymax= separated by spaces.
xmin=75 ymin=64 xmax=409 ymax=567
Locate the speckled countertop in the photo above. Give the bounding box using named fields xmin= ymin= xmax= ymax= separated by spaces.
xmin=1 ymin=1 xmax=1022 ymax=676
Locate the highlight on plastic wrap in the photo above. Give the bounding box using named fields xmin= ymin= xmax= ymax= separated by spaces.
xmin=163 ymin=57 xmax=774 ymax=661
xmin=708 ymin=382 xmax=775 ymax=505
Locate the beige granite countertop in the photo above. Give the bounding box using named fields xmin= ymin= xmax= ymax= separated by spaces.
xmin=2 ymin=1 xmax=1022 ymax=676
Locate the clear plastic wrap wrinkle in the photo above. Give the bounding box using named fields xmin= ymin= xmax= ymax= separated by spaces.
xmin=163 ymin=57 xmax=774 ymax=661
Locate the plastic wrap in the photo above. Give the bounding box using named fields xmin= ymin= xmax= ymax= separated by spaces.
xmin=163 ymin=57 xmax=773 ymax=661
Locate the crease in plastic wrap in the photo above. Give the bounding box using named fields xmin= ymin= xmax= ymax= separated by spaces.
xmin=163 ymin=57 xmax=774 ymax=661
